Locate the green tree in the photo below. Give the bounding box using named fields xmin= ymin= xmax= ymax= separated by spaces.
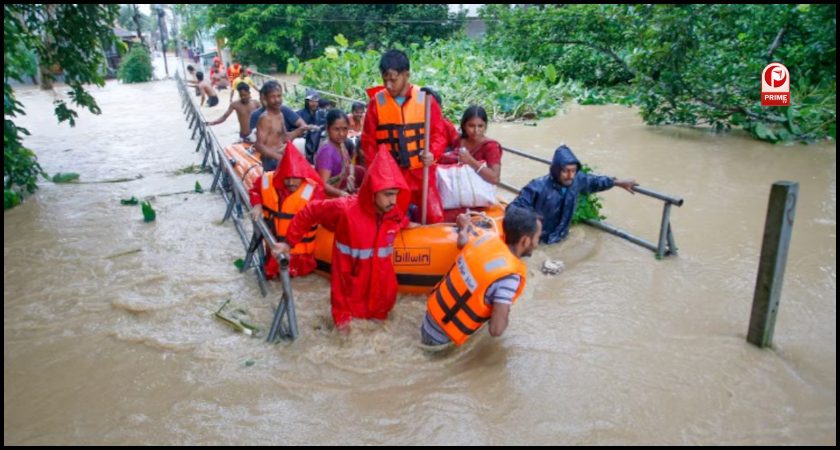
xmin=196 ymin=4 xmax=463 ymax=71
xmin=4 ymin=4 xmax=119 ymax=209
xmin=117 ymin=45 xmax=153 ymax=83
xmin=483 ymin=4 xmax=836 ymax=143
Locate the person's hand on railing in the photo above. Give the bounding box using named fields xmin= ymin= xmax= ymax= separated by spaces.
xmin=271 ymin=242 xmax=291 ymax=258
xmin=250 ymin=205 xmax=263 ymax=221
xmin=614 ymin=179 xmax=638 ymax=194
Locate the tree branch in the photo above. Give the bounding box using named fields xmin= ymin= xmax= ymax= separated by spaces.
xmin=550 ymin=39 xmax=636 ymax=78
xmin=766 ymin=26 xmax=786 ymax=60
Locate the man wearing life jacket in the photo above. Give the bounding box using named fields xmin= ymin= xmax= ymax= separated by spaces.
xmin=272 ymin=150 xmax=411 ymax=329
xmin=250 ymin=141 xmax=325 ymax=278
xmin=420 ymin=206 xmax=542 ymax=348
xmin=361 ymin=49 xmax=448 ymax=224
xmin=227 ymin=59 xmax=242 ymax=85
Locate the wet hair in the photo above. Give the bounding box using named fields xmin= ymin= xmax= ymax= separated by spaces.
xmin=460 ymin=105 xmax=489 ymax=139
xmin=260 ymin=80 xmax=282 ymax=96
xmin=195 ymin=71 xmax=204 ymax=81
xmin=379 ymin=49 xmax=410 ymax=74
xmin=420 ymin=87 xmax=442 ymax=107
xmin=318 ymin=98 xmax=331 ymax=109
xmin=236 ymin=82 xmax=250 ymax=92
xmin=326 ymin=108 xmax=349 ymax=129
xmin=351 ymin=102 xmax=365 ymax=113
xmin=503 ymin=206 xmax=541 ymax=246
xmin=186 ymin=65 xmax=195 ymax=72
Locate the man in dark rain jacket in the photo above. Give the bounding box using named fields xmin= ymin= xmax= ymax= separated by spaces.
xmin=510 ymin=144 xmax=637 ymax=244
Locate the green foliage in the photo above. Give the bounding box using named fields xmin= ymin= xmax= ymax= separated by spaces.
xmin=117 ymin=45 xmax=153 ymax=83
xmin=483 ymin=4 xmax=836 ymax=143
xmin=4 ymin=5 xmax=119 ymax=209
xmin=173 ymin=4 xmax=210 ymax=46
xmin=289 ymin=38 xmax=577 ymax=122
xmin=202 ymin=5 xmax=463 ymax=71
xmin=573 ymin=165 xmax=606 ymax=224
xmin=5 ymin=190 xmax=22 ymax=210
xmin=482 ymin=5 xmax=636 ymax=88
xmin=117 ymin=4 xmax=150 ymax=34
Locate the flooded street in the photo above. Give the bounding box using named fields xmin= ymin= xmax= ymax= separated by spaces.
xmin=4 ymin=64 xmax=835 ymax=444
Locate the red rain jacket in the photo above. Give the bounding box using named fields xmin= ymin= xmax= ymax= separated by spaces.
xmin=284 ymin=150 xmax=410 ymax=326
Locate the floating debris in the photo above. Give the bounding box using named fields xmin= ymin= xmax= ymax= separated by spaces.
xmin=105 ymin=248 xmax=142 ymax=259
xmin=141 ymin=201 xmax=156 ymax=222
xmin=541 ymin=259 xmax=565 ymax=275
xmin=51 ymin=172 xmax=80 ymax=183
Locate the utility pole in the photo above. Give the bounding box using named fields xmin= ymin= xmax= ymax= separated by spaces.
xmin=155 ymin=6 xmax=169 ymax=77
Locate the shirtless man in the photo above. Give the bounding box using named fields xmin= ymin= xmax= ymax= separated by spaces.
xmin=196 ymin=71 xmax=219 ymax=107
xmin=206 ymin=82 xmax=261 ymax=142
xmin=255 ymin=81 xmax=308 ymax=171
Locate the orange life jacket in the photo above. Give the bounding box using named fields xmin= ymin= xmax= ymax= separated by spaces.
xmin=374 ymin=86 xmax=427 ymax=170
xmin=426 ymin=232 xmax=527 ymax=346
xmin=260 ymin=172 xmax=318 ymax=255
xmin=228 ymin=63 xmax=241 ymax=82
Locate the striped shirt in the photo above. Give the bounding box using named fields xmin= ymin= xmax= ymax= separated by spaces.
xmin=421 ymin=274 xmax=521 ymax=346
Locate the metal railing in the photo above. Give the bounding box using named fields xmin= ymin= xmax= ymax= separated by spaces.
xmin=176 ymin=73 xmax=298 ymax=342
xmin=499 ymin=145 xmax=683 ymax=258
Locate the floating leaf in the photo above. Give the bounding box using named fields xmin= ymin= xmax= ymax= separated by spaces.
xmin=233 ymin=258 xmax=245 ymax=270
xmin=120 ymin=196 xmax=139 ymax=205
xmin=141 ymin=201 xmax=156 ymax=222
xmin=52 ymin=172 xmax=80 ymax=183
xmin=195 ymin=181 xmax=203 ymax=193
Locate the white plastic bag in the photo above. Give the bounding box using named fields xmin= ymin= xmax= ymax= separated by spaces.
xmin=436 ymin=164 xmax=497 ymax=209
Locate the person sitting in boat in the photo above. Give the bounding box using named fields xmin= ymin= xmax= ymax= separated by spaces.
xmin=315 ymin=109 xmax=367 ymax=198
xmin=420 ymin=206 xmax=542 ymax=349
xmin=510 ymin=144 xmax=637 ymax=244
xmin=361 ymin=49 xmax=448 ymax=224
xmin=248 ymin=86 xmax=311 ymax=144
xmin=249 ymin=141 xmax=325 ymax=278
xmin=439 ymin=105 xmax=503 ymax=222
xmin=297 ymin=89 xmax=321 ymax=126
xmin=271 ymin=150 xmax=411 ymax=330
xmin=348 ymin=102 xmax=365 ymax=135
xmin=255 ymin=81 xmax=309 ymax=172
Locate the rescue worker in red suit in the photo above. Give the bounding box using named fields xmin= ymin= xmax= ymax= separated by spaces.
xmin=271 ymin=150 xmax=411 ymax=329
xmin=361 ymin=49 xmax=448 ymax=224
xmin=249 ymin=141 xmax=325 ymax=278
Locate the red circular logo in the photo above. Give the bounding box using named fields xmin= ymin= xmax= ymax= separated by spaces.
xmin=764 ymin=64 xmax=788 ymax=88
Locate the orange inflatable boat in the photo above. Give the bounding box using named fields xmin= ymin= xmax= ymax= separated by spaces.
xmin=222 ymin=143 xmax=506 ymax=294
xmin=313 ymin=204 xmax=506 ymax=294
xmin=223 ymin=143 xmax=263 ymax=189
